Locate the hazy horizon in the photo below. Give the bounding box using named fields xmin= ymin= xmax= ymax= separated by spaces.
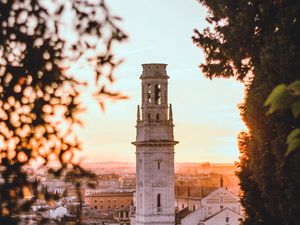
xmin=81 ymin=161 xmax=235 ymax=165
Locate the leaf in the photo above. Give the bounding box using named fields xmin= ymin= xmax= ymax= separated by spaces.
xmin=264 ymin=84 xmax=290 ymax=114
xmin=291 ymin=100 xmax=300 ymax=118
xmin=285 ymin=128 xmax=300 ymax=156
xmin=112 ymin=16 xmax=122 ymax=21
xmin=287 ymin=80 xmax=300 ymax=96
xmin=55 ymin=5 xmax=64 ymax=15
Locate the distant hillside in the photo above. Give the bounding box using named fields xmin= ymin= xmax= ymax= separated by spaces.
xmin=82 ymin=161 xmax=236 ymax=175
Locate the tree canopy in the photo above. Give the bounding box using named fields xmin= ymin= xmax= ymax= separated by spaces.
xmin=193 ymin=0 xmax=300 ymax=224
xmin=0 ymin=0 xmax=127 ymax=223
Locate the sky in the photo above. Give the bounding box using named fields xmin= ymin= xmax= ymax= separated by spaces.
xmin=72 ymin=0 xmax=246 ymax=163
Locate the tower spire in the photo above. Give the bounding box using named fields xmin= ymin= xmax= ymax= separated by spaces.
xmin=220 ymin=176 xmax=224 ymax=188
xmin=137 ymin=105 xmax=141 ymax=121
xmin=169 ymin=104 xmax=173 ymax=121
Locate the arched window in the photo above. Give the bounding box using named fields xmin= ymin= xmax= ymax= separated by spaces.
xmin=157 ymin=193 xmax=161 ymax=208
xmin=154 ymin=84 xmax=161 ymax=104
xmin=147 ymin=84 xmax=151 ymax=103
xmin=139 ymin=192 xmax=143 ymax=208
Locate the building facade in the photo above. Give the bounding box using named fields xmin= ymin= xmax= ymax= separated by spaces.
xmin=85 ymin=192 xmax=133 ymax=211
xmin=175 ymin=186 xmax=218 ymax=212
xmin=175 ymin=196 xmax=201 ymax=212
xmin=180 ymin=187 xmax=243 ymax=225
xmin=133 ymin=63 xmax=178 ymax=225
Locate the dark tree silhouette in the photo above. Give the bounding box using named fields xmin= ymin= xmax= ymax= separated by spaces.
xmin=193 ymin=0 xmax=300 ymax=224
xmin=0 ymin=0 xmax=127 ymax=223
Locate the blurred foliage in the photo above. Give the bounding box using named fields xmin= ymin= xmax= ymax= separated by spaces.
xmin=194 ymin=0 xmax=300 ymax=224
xmin=265 ymin=80 xmax=300 ymax=156
xmin=0 ymin=0 xmax=127 ymax=223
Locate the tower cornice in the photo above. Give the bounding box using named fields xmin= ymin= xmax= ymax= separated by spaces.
xmin=141 ymin=63 xmax=168 ymax=66
xmin=139 ymin=75 xmax=169 ymax=79
xmin=132 ymin=140 xmax=178 ymax=146
xmin=136 ymin=121 xmax=174 ymax=127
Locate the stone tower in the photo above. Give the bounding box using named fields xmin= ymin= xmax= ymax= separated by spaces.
xmin=133 ymin=63 xmax=178 ymax=225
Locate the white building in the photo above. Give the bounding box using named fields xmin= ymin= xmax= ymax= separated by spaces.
xmin=42 ymin=206 xmax=68 ymax=220
xmin=175 ymin=186 xmax=218 ymax=212
xmin=50 ymin=206 xmax=68 ymax=219
xmin=176 ymin=195 xmax=201 ymax=212
xmin=181 ymin=187 xmax=243 ymax=225
xmin=132 ymin=63 xmax=178 ymax=225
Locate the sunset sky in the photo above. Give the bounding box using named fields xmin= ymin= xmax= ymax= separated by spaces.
xmin=72 ymin=0 xmax=246 ymax=163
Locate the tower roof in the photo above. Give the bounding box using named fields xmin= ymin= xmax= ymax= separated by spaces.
xmin=140 ymin=63 xmax=169 ymax=79
xmin=142 ymin=63 xmax=168 ymax=66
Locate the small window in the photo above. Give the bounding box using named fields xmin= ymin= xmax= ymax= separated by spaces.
xmin=156 ymin=114 xmax=159 ymax=121
xmin=139 ymin=192 xmax=142 ymax=206
xmin=182 ymin=204 xmax=185 ymax=209
xmin=157 ymin=194 xmax=161 ymax=208
xmin=94 ymin=206 xmax=97 ymax=209
xmin=220 ymin=205 xmax=224 ymax=209
xmin=148 ymin=113 xmax=151 ymax=121
xmin=157 ymin=161 xmax=160 ymax=170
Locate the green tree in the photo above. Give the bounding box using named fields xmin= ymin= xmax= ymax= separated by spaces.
xmin=193 ymin=0 xmax=300 ymax=224
xmin=0 ymin=0 xmax=127 ymax=223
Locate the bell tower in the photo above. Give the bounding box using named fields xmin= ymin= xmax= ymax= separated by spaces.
xmin=133 ymin=63 xmax=178 ymax=225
